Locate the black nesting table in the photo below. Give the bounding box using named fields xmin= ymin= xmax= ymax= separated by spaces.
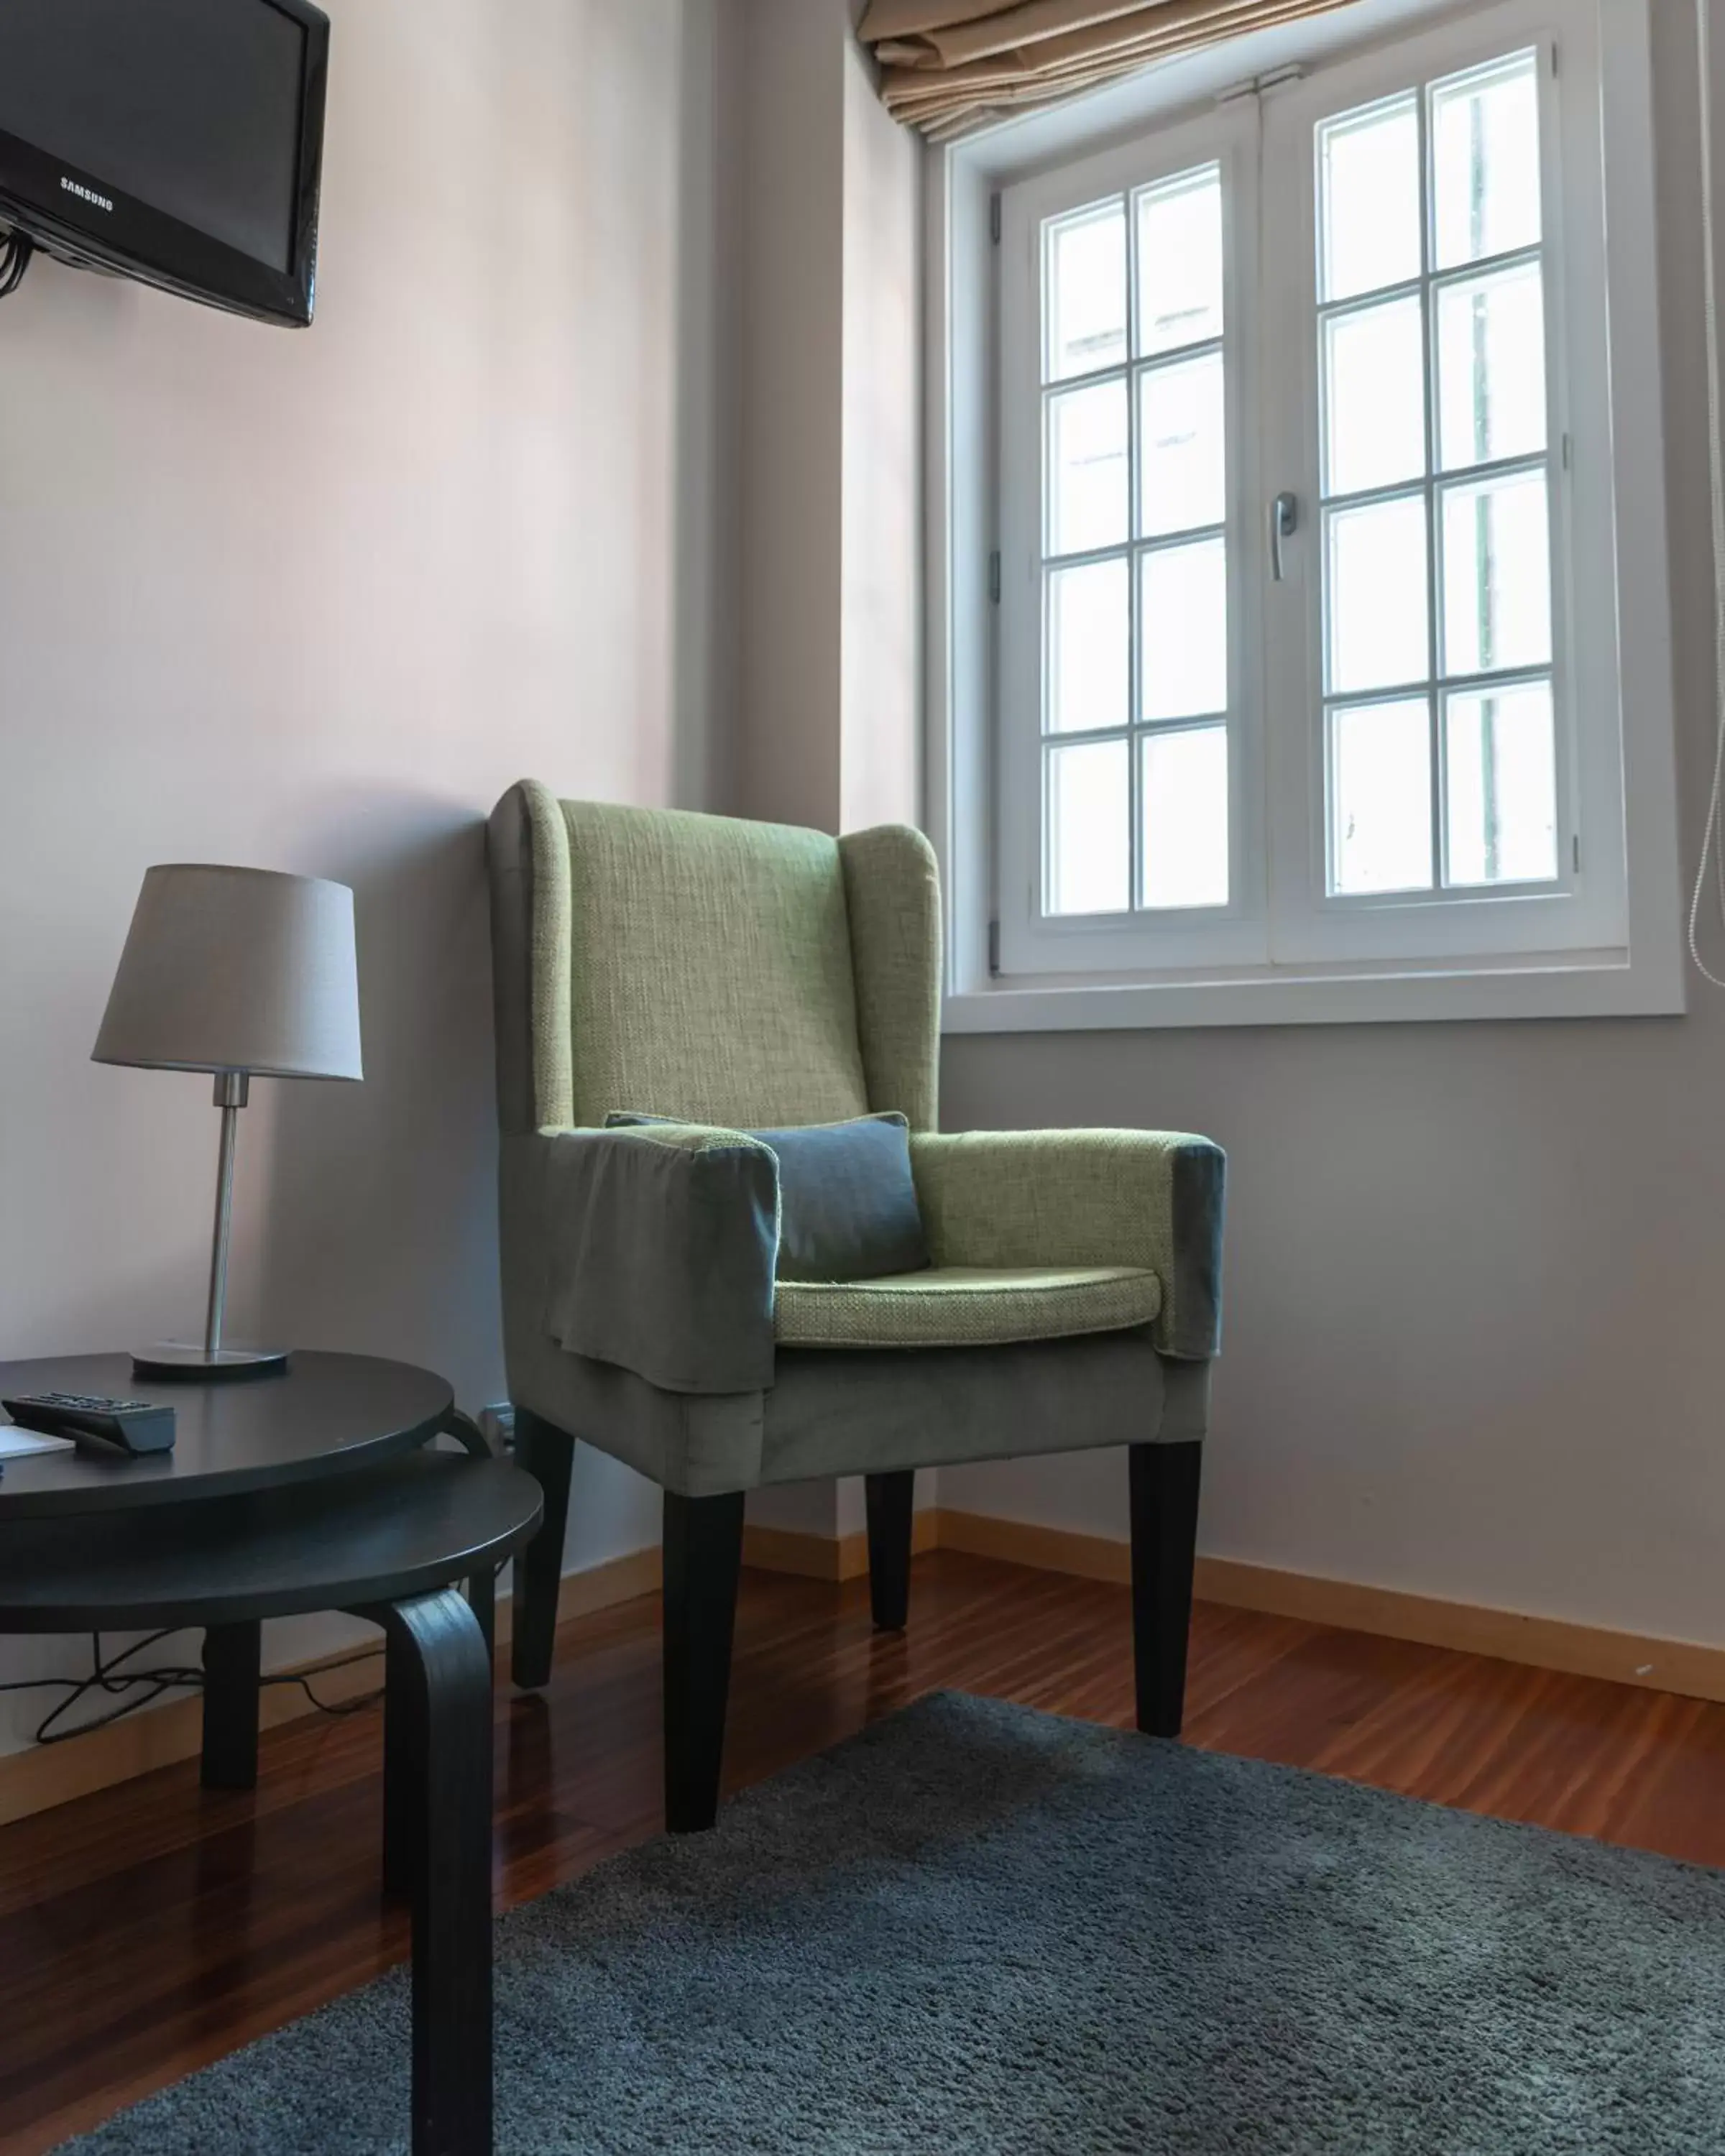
xmin=0 ymin=1353 xmax=543 ymax=2156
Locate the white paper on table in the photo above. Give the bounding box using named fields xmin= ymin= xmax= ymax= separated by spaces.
xmin=0 ymin=1422 xmax=75 ymax=1459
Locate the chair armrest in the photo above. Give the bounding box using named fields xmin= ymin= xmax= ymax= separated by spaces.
xmin=911 ymin=1129 xmax=1225 ymax=1360
xmin=538 ymin=1125 xmax=780 ymax=1393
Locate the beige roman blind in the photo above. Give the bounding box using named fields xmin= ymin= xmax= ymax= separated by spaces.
xmin=858 ymin=0 xmax=1361 ymax=139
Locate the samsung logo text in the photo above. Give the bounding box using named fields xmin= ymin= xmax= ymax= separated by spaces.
xmin=61 ymin=178 xmax=113 ymax=213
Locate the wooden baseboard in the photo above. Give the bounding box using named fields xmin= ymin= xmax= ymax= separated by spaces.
xmin=935 ymin=1508 xmax=1131 ymax=1583
xmin=742 ymin=1510 xmax=940 ymax=1584
xmin=556 ymin=1544 xmax=661 ymax=1617
xmin=926 ymin=1508 xmax=1725 ymax=1707
xmin=1189 ymin=1552 xmax=1725 ymax=1704
xmin=0 ymin=1544 xmax=662 ymax=1831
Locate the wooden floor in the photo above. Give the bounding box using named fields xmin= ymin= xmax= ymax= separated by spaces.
xmin=4 ymin=1547 xmax=1725 ymax=2152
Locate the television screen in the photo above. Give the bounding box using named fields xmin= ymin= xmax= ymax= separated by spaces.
xmin=0 ymin=0 xmax=328 ymax=326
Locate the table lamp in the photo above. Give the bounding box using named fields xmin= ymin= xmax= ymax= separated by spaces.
xmin=92 ymin=864 xmax=363 ymax=1379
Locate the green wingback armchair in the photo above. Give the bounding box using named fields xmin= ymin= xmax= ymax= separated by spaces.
xmin=487 ymin=782 xmax=1225 ymax=1830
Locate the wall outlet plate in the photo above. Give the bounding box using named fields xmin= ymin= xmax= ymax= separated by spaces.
xmin=477 ymin=1404 xmax=515 ymax=1454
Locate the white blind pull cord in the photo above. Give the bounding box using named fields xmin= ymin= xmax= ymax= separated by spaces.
xmin=1686 ymin=0 xmax=1725 ymax=987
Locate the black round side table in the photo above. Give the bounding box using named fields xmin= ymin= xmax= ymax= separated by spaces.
xmin=0 ymin=1357 xmax=542 ymax=2156
xmin=0 ymin=1350 xmax=466 ymax=1791
xmin=0 ymin=1350 xmax=454 ymax=1516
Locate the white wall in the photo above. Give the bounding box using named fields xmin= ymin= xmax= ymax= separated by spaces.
xmin=732 ymin=0 xmax=921 ymax=841
xmin=839 ymin=29 xmax=921 ymax=835
xmin=0 ymin=0 xmax=740 ymax=1750
xmin=942 ymin=4 xmax=1725 ymax=1651
xmin=733 ymin=0 xmax=847 ymax=833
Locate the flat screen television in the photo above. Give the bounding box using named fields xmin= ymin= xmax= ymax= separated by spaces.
xmin=0 ymin=0 xmax=329 ymax=328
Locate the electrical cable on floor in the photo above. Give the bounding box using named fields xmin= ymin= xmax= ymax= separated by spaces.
xmin=25 ymin=1633 xmax=207 ymax=1746
xmin=1686 ymin=0 xmax=1725 ymax=987
xmin=0 ymin=1635 xmax=386 ymax=1745
xmin=0 ymin=229 xmax=32 ymax=300
xmin=262 ymin=1651 xmax=387 ymax=1718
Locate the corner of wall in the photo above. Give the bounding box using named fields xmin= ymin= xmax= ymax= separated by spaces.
xmin=729 ymin=0 xmax=925 ymax=839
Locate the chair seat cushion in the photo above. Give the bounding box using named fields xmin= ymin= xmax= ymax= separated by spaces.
xmin=773 ymin=1265 xmax=1162 ymax=1350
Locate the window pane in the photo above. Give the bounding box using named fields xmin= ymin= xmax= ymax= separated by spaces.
xmin=1046 ymin=198 xmax=1127 ymax=383
xmin=1444 ymin=679 xmax=1558 ymax=886
xmin=1047 ymin=558 xmax=1128 ymax=734
xmin=1326 ymin=494 xmax=1429 ymax=695
xmin=1141 ymin=726 xmax=1229 ymax=908
xmin=1322 ymin=294 xmax=1427 ymax=497
xmin=1047 ymin=378 xmax=1128 ymax=556
xmin=1432 ymin=52 xmax=1541 ymax=272
xmin=1136 ymin=166 xmax=1223 ymax=356
xmin=1046 ymin=738 xmax=1129 ymax=914
xmin=1436 ymin=259 xmax=1546 ymax=471
xmin=1440 ymin=467 xmax=1550 ymax=677
xmin=1138 ymin=351 xmax=1225 ymax=537
xmin=1329 ymin=696 xmax=1434 ymax=894
xmin=1318 ymin=94 xmax=1421 ymax=303
xmin=1141 ymin=539 xmax=1228 ymax=720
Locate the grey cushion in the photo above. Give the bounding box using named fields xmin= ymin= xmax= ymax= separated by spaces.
xmin=605 ymin=1110 xmax=929 ymax=1283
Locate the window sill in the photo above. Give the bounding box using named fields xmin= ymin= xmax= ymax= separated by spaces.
xmin=943 ymin=949 xmax=1686 ymax=1032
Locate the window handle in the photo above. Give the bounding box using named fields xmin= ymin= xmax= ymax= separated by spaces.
xmin=1269 ymin=491 xmax=1299 ymax=582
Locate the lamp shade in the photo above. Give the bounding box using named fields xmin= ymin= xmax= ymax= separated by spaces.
xmin=92 ymin=865 xmax=363 ymax=1080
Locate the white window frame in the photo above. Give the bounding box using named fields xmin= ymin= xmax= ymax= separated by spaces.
xmin=1263 ymin=24 xmax=1619 ymax=967
xmin=924 ymin=0 xmax=1683 ymax=1031
xmin=998 ymin=106 xmax=1269 ymax=977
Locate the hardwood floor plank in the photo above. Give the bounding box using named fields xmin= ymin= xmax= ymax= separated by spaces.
xmin=2 ymin=1548 xmax=1723 ymax=2155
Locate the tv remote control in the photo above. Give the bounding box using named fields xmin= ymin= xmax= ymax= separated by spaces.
xmin=1 ymin=1391 xmax=176 ymax=1456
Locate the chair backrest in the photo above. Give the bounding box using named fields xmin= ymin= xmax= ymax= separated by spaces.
xmin=487 ymin=782 xmax=941 ymax=1135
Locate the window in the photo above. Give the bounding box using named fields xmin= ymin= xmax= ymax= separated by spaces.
xmin=944 ymin=0 xmax=1682 ymax=1026
xmin=1040 ymin=166 xmax=1232 ymax=921
xmin=1279 ymin=41 xmax=1598 ymax=968
xmin=1000 ymin=105 xmax=1266 ymax=976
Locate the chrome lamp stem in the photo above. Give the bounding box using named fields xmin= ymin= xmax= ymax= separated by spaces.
xmin=129 ymin=1068 xmax=287 ymax=1381
xmin=204 ymin=1070 xmax=249 ymax=1358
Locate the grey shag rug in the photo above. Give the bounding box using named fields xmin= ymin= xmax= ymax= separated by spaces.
xmin=54 ymin=1691 xmax=1725 ymax=2154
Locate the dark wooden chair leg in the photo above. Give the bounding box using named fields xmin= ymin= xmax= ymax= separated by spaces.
xmin=662 ymin=1488 xmax=745 ymax=1834
xmin=1129 ymin=1439 xmax=1202 ymax=1738
xmin=200 ymin=1620 xmax=262 ymax=1790
xmin=865 ymin=1470 xmax=915 ymax=1631
xmin=372 ymin=1588 xmax=494 ymax=2156
xmin=510 ymin=1410 xmax=574 ymax=1691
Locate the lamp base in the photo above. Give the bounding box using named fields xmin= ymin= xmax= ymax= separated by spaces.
xmin=130 ymin=1344 xmax=290 ymax=1383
